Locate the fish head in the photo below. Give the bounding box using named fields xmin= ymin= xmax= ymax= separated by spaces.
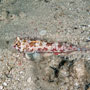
xmin=13 ymin=37 xmax=22 ymax=51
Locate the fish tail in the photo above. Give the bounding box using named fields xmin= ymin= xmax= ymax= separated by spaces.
xmin=77 ymin=47 xmax=90 ymax=51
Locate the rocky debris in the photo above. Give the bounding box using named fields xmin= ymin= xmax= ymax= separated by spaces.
xmin=86 ymin=37 xmax=90 ymax=42
xmin=34 ymin=55 xmax=90 ymax=90
xmin=0 ymin=48 xmax=90 ymax=90
xmin=39 ymin=30 xmax=47 ymax=36
xmin=69 ymin=59 xmax=86 ymax=90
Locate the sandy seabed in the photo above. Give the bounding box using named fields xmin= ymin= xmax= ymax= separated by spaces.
xmin=0 ymin=0 xmax=90 ymax=90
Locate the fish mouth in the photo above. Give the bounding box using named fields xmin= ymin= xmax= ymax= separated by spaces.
xmin=13 ymin=44 xmax=16 ymax=48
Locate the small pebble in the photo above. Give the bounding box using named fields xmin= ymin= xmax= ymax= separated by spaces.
xmin=25 ymin=52 xmax=33 ymax=60
xmin=86 ymin=37 xmax=90 ymax=42
xmin=19 ymin=12 xmax=26 ymax=18
xmin=87 ymin=58 xmax=90 ymax=61
xmin=19 ymin=71 xmax=24 ymax=74
xmin=88 ymin=25 xmax=90 ymax=27
xmin=0 ymin=15 xmax=6 ymax=21
xmin=39 ymin=30 xmax=47 ymax=36
xmin=8 ymin=14 xmax=17 ymax=20
xmin=74 ymin=82 xmax=79 ymax=86
xmin=3 ymin=82 xmax=7 ymax=86
xmin=27 ymin=77 xmax=32 ymax=83
xmin=0 ymin=10 xmax=8 ymax=21
xmin=33 ymin=53 xmax=41 ymax=60
xmin=25 ymin=52 xmax=41 ymax=61
xmin=0 ymin=86 xmax=3 ymax=90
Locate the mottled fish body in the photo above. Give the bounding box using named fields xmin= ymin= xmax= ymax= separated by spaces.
xmin=13 ymin=37 xmax=89 ymax=55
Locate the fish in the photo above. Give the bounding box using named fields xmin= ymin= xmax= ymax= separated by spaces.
xmin=13 ymin=37 xmax=90 ymax=55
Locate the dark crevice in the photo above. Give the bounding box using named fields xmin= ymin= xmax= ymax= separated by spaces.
xmin=50 ymin=66 xmax=59 ymax=78
xmin=85 ymin=83 xmax=90 ymax=90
